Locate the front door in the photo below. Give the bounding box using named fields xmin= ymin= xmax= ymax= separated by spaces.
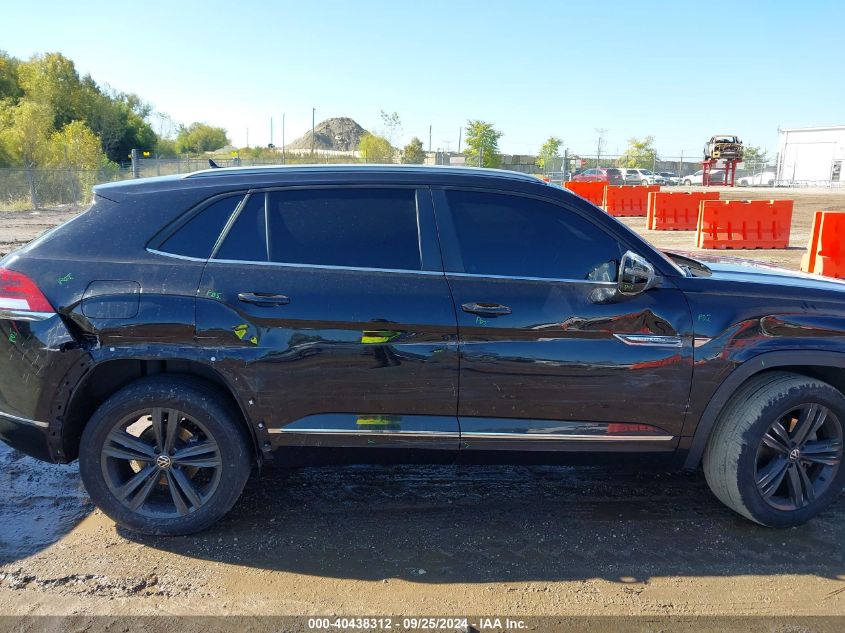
xmin=196 ymin=186 xmax=460 ymax=461
xmin=432 ymin=188 xmax=693 ymax=455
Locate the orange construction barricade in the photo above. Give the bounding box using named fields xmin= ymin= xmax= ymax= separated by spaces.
xmin=695 ymin=200 xmax=793 ymax=249
xmin=564 ymin=180 xmax=607 ymax=207
xmin=646 ymin=191 xmax=720 ymax=230
xmin=604 ymin=185 xmax=660 ymax=217
xmin=801 ymin=211 xmax=845 ymax=278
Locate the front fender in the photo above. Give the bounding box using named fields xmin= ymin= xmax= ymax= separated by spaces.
xmin=682 ymin=349 xmax=845 ymax=469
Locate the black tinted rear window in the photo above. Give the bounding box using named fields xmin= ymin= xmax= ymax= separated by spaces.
xmin=158 ymin=195 xmax=242 ymax=258
xmin=215 ymin=193 xmax=267 ymax=261
xmin=266 ymin=188 xmax=421 ymax=270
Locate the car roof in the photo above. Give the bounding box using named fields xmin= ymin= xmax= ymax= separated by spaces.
xmin=93 ymin=164 xmax=547 ymax=200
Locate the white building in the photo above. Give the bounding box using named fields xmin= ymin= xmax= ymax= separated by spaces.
xmin=776 ymin=125 xmax=845 ymax=185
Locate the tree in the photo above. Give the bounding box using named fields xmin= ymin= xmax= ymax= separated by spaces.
xmin=618 ymin=136 xmax=659 ymax=168
xmin=175 ymin=123 xmax=229 ymax=154
xmin=464 ymin=120 xmax=502 ymax=168
xmin=401 ymin=137 xmax=426 ymax=164
xmin=45 ymin=120 xmax=106 ymax=169
xmin=379 ymin=110 xmax=401 ymax=146
xmin=741 ymin=145 xmax=769 ymax=170
xmin=0 ymin=51 xmax=22 ymax=101
xmin=16 ymin=53 xmax=89 ymax=131
xmin=536 ymin=136 xmax=563 ymax=171
xmin=358 ymin=133 xmax=394 ymax=163
xmin=0 ymin=101 xmax=52 ymax=167
xmin=154 ymin=137 xmax=179 ymax=158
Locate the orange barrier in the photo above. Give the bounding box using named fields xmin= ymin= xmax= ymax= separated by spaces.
xmin=695 ymin=200 xmax=793 ymax=249
xmin=646 ymin=191 xmax=720 ymax=230
xmin=801 ymin=211 xmax=824 ymax=274
xmin=564 ymin=180 xmax=607 ymax=207
xmin=603 ymin=185 xmax=660 ymax=217
xmin=801 ymin=211 xmax=845 ymax=278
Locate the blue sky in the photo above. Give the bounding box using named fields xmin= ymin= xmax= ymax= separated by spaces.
xmin=3 ymin=0 xmax=843 ymax=157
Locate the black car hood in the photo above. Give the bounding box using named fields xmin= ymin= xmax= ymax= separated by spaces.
xmin=665 ymin=251 xmax=845 ymax=294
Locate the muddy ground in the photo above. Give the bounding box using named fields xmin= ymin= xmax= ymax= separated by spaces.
xmin=2 ymin=188 xmax=845 ymax=622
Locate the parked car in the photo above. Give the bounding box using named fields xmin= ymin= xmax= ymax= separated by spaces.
xmin=658 ymin=171 xmax=681 ymax=186
xmin=622 ymin=168 xmax=665 ymax=185
xmin=571 ymin=168 xmax=605 ymax=182
xmin=604 ymin=167 xmax=625 ymax=185
xmin=682 ymin=170 xmax=726 ymax=185
xmin=3 ymin=165 xmax=845 ymax=535
xmin=571 ymin=168 xmax=624 ymax=185
xmin=737 ymin=171 xmax=776 ymax=187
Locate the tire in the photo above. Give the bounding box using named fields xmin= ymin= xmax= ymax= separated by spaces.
xmin=703 ymin=372 xmax=845 ymax=527
xmin=683 ymin=179 xmax=692 ymax=186
xmin=79 ymin=375 xmax=253 ymax=535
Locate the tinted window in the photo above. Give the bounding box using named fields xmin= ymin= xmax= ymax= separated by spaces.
xmin=215 ymin=193 xmax=267 ymax=261
xmin=265 ymin=188 xmax=420 ymax=270
xmin=159 ymin=195 xmax=242 ymax=258
xmin=445 ymin=190 xmax=620 ymax=281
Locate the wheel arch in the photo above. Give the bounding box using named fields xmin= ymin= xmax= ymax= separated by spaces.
xmin=59 ymin=357 xmax=260 ymax=463
xmin=683 ymin=350 xmax=845 ymax=469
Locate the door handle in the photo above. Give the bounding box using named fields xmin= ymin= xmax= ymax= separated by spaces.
xmin=461 ymin=302 xmax=512 ymax=317
xmin=237 ymin=292 xmax=290 ymax=306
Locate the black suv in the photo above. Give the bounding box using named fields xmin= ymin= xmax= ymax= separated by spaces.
xmin=1 ymin=166 xmax=844 ymax=535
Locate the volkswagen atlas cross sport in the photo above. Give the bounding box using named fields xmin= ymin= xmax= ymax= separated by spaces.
xmin=2 ymin=165 xmax=845 ymax=535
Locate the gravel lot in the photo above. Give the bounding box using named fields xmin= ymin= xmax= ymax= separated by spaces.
xmin=2 ymin=187 xmax=845 ymax=621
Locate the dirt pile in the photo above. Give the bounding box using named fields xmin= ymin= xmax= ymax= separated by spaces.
xmin=286 ymin=117 xmax=368 ymax=152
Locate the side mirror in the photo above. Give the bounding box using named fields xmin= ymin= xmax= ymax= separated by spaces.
xmin=618 ymin=251 xmax=655 ymax=296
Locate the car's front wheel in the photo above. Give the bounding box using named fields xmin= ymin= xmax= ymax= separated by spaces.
xmin=703 ymin=372 xmax=845 ymax=527
xmin=683 ymin=179 xmax=692 ymax=186
xmin=79 ymin=375 xmax=253 ymax=535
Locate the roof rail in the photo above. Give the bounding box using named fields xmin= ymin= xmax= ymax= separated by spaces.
xmin=182 ymin=164 xmax=543 ymax=183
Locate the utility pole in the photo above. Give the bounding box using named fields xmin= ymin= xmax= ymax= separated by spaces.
xmin=563 ymin=148 xmax=569 ymax=181
xmin=458 ymin=127 xmax=462 ymax=154
xmin=679 ymin=150 xmax=683 ymax=176
xmin=282 ymin=113 xmax=286 ymax=165
xmin=270 ymin=117 xmax=274 ymax=147
xmin=596 ymin=128 xmax=607 ymax=169
xmin=311 ymin=108 xmax=316 ymax=157
xmin=429 ymin=125 xmax=432 ymax=153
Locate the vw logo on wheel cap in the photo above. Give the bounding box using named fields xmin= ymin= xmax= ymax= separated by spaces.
xmin=156 ymin=454 xmax=173 ymax=469
xmin=789 ymin=448 xmax=801 ymax=462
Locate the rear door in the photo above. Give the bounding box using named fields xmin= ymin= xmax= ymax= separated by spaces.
xmin=433 ymin=187 xmax=693 ymax=456
xmin=195 ymin=185 xmax=460 ymax=460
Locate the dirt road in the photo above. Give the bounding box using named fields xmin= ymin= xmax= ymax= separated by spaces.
xmin=2 ymin=189 xmax=845 ymax=622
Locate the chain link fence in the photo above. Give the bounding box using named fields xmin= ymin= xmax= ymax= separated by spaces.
xmin=0 ymin=152 xmax=828 ymax=212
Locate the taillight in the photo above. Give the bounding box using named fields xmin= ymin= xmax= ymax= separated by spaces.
xmin=0 ymin=268 xmax=55 ymax=314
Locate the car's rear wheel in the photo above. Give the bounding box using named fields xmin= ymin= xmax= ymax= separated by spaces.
xmin=79 ymin=375 xmax=252 ymax=535
xmin=703 ymin=372 xmax=845 ymax=527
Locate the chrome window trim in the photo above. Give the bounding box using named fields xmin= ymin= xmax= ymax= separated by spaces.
xmin=146 ymin=248 xmax=207 ymax=263
xmin=205 ymin=258 xmax=445 ymax=276
xmin=0 ymin=309 xmax=56 ymax=322
xmin=0 ymin=410 xmax=49 ymax=429
xmin=145 ymin=250 xmax=619 ymax=283
xmin=447 ymin=272 xmax=616 ymax=285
